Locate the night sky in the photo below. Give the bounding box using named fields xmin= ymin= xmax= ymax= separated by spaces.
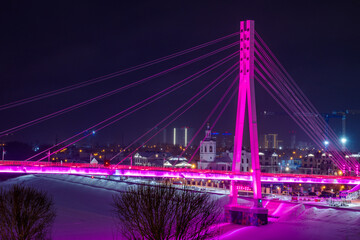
xmin=1 ymin=1 xmax=359 ymax=150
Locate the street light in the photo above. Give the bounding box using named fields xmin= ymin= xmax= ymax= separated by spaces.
xmin=324 ymin=140 xmax=329 ymax=146
xmin=340 ymin=138 xmax=347 ymax=151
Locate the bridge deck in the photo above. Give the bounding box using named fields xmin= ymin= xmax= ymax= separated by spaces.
xmin=0 ymin=161 xmax=359 ymax=185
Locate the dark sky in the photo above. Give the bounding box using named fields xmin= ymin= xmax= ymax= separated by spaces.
xmin=1 ymin=0 xmax=359 ymax=150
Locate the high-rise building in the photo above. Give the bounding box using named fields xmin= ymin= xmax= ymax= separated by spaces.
xmin=264 ymin=134 xmax=280 ymax=149
xmin=173 ymin=128 xmax=177 ymax=145
xmin=162 ymin=128 xmax=167 ymax=144
xmin=172 ymin=127 xmax=193 ymax=146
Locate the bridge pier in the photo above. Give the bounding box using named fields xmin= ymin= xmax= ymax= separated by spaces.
xmin=224 ymin=203 xmax=268 ymax=226
xmin=225 ymin=181 xmax=268 ymax=226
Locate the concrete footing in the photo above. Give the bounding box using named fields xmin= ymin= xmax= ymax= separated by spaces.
xmin=224 ymin=204 xmax=268 ymax=226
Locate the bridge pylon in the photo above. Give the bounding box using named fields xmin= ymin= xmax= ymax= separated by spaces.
xmin=225 ymin=20 xmax=268 ymax=226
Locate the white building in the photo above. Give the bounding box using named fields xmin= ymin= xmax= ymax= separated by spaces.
xmin=240 ymin=151 xmax=280 ymax=173
xmin=239 ymin=150 xmax=252 ymax=172
xmin=198 ymin=125 xmax=216 ymax=169
xmin=133 ymin=152 xmax=171 ymax=167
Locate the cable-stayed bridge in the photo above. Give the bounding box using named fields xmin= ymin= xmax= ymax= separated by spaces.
xmin=1 ymin=20 xmax=359 ymax=225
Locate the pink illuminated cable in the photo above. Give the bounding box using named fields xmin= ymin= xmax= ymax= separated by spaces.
xmin=180 ymin=74 xmax=239 ymax=159
xmin=115 ymin=68 xmax=239 ymax=166
xmin=255 ymin=70 xmax=344 ymax=167
xmin=254 ymin=55 xmax=347 ymax=168
xmin=29 ymin=52 xmax=238 ymax=162
xmin=122 ymin=73 xmax=239 ymax=165
xmin=255 ymin=51 xmax=326 ymax=143
xmin=0 ymin=32 xmax=239 ymax=111
xmin=255 ymin=43 xmax=351 ymax=158
xmin=29 ymin=52 xmax=239 ymax=162
xmin=1 ymin=42 xmax=239 ymax=137
xmin=188 ymin=88 xmax=238 ymax=163
xmin=254 ymin=38 xmax=351 ymax=167
xmin=255 ymin=73 xmax=345 ymax=169
xmin=2 ymin=42 xmax=239 ymax=137
xmin=110 ymin=65 xmax=238 ymax=162
xmin=255 ymin=51 xmax=351 ymax=169
xmin=255 ymin=42 xmax=356 ymax=169
xmin=256 ymin=72 xmax=347 ymax=170
xmin=255 ymin=59 xmax=347 ymax=169
xmin=255 ymin=33 xmax=356 ymax=168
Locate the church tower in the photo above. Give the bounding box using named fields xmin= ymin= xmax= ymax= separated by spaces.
xmin=199 ymin=123 xmax=216 ymax=163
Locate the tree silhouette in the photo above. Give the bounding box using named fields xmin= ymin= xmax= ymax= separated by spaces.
xmin=112 ymin=183 xmax=221 ymax=240
xmin=0 ymin=184 xmax=56 ymax=240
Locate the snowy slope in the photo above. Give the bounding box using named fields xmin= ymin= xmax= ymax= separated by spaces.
xmin=0 ymin=174 xmax=124 ymax=240
xmin=219 ymin=202 xmax=360 ymax=240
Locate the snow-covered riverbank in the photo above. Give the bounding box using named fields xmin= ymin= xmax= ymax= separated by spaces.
xmin=1 ymin=174 xmax=360 ymax=240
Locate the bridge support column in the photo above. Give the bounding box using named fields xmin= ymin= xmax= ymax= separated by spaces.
xmin=225 ymin=20 xmax=267 ymax=226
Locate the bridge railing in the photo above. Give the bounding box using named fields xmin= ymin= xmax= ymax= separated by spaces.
xmin=0 ymin=160 xmax=359 ymax=180
xmin=0 ymin=160 xmax=98 ymax=169
xmin=0 ymin=160 xmax=237 ymax=174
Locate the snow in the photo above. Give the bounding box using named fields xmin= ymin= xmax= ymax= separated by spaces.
xmin=1 ymin=174 xmax=360 ymax=240
xmin=90 ymin=158 xmax=98 ymax=164
xmin=219 ymin=200 xmax=360 ymax=240
xmin=0 ymin=174 xmax=126 ymax=239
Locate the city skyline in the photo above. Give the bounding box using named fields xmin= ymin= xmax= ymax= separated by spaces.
xmin=1 ymin=1 xmax=359 ymax=151
xmin=1 ymin=2 xmax=360 ymax=239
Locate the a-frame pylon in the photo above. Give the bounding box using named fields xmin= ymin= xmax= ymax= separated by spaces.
xmin=225 ymin=20 xmax=268 ymax=226
xmin=226 ymin=20 xmax=267 ymax=225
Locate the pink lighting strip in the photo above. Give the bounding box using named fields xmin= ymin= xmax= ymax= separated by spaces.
xmin=0 ymin=163 xmax=359 ymax=185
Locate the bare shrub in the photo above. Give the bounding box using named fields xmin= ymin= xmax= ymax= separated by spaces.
xmin=0 ymin=184 xmax=56 ymax=240
xmin=112 ymin=183 xmax=221 ymax=240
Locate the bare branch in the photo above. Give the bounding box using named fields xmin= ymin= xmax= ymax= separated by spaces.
xmin=0 ymin=184 xmax=56 ymax=240
xmin=112 ymin=183 xmax=221 ymax=240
